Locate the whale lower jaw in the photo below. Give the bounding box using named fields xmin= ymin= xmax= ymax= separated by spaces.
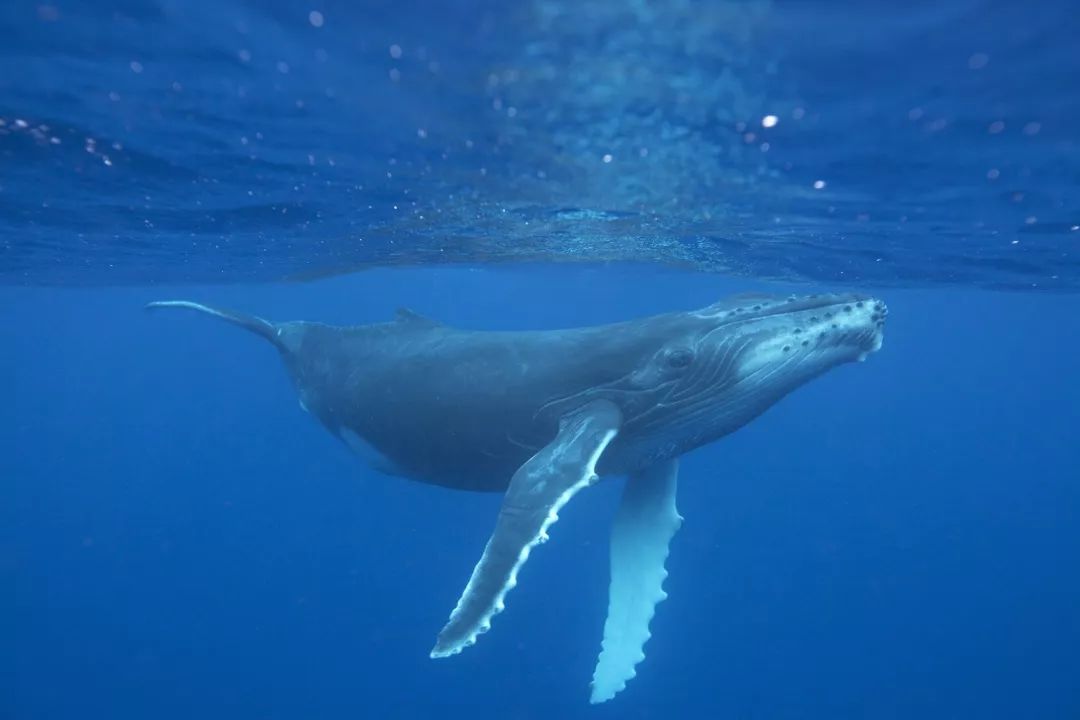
xmin=857 ymin=329 xmax=884 ymax=362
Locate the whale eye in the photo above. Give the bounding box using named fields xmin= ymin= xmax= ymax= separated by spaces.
xmin=664 ymin=347 xmax=694 ymax=369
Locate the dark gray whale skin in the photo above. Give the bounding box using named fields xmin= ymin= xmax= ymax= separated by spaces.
xmin=279 ymin=310 xmax=696 ymax=491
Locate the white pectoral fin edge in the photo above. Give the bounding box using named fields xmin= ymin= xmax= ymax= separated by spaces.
xmin=590 ymin=458 xmax=683 ymax=703
xmin=430 ymin=400 xmax=623 ymax=659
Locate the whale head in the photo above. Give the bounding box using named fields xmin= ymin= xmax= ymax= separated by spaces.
xmin=606 ymin=292 xmax=887 ymax=466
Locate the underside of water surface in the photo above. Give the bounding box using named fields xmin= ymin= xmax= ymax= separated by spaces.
xmin=1 ymin=0 xmax=1077 ymax=289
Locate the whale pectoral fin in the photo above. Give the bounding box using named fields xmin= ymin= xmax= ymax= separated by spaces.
xmin=430 ymin=400 xmax=623 ymax=659
xmin=590 ymin=458 xmax=682 ymax=703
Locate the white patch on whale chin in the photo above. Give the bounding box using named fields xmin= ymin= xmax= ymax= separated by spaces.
xmin=868 ymin=328 xmax=884 ymax=353
xmin=340 ymin=428 xmax=400 ymax=475
xmin=856 ymin=332 xmax=884 ymax=362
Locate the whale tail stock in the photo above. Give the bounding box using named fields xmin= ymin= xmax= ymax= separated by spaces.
xmin=145 ymin=300 xmax=282 ymax=348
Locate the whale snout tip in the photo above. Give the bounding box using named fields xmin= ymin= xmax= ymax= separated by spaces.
xmin=868 ymin=298 xmax=888 ymax=327
xmin=804 ymin=294 xmax=886 ymax=362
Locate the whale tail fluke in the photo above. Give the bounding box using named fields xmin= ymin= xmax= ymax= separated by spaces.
xmin=145 ymin=300 xmax=280 ymax=346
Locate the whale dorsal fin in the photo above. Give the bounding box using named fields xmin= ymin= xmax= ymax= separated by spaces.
xmin=395 ymin=307 xmax=442 ymax=327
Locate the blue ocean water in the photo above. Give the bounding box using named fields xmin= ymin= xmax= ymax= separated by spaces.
xmin=3 ymin=1 xmax=1079 ymax=719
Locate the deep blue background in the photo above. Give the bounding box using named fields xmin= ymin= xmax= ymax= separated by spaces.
xmin=4 ymin=267 xmax=1079 ymax=718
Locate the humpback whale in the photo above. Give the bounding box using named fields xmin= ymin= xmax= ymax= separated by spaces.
xmin=148 ymin=292 xmax=887 ymax=702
